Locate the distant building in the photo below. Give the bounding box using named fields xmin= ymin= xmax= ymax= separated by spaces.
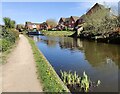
xmin=40 ymin=22 xmax=48 ymax=30
xmin=25 ymin=22 xmax=41 ymax=30
xmin=58 ymin=16 xmax=79 ymax=30
xmin=58 ymin=18 xmax=66 ymax=25
xmin=69 ymin=16 xmax=79 ymax=28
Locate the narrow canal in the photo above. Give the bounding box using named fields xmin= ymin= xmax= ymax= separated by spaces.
xmin=32 ymin=35 xmax=119 ymax=92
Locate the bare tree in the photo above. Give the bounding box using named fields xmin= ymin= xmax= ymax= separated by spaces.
xmin=46 ymin=19 xmax=57 ymax=27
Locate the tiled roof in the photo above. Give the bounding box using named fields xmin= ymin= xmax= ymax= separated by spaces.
xmin=60 ymin=16 xmax=79 ymax=22
xmin=71 ymin=16 xmax=79 ymax=22
xmin=65 ymin=18 xmax=70 ymax=22
xmin=61 ymin=17 xmax=66 ymax=22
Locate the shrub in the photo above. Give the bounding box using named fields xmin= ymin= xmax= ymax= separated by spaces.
xmin=0 ymin=39 xmax=2 ymax=52
xmin=2 ymin=39 xmax=11 ymax=52
xmin=2 ymin=28 xmax=19 ymax=52
xmin=1 ymin=17 xmax=19 ymax=53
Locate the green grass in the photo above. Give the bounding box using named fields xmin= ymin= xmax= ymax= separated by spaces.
xmin=27 ymin=36 xmax=69 ymax=92
xmin=0 ymin=38 xmax=19 ymax=64
xmin=41 ymin=31 xmax=74 ymax=37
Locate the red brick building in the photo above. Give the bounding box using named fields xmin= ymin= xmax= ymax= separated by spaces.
xmin=69 ymin=16 xmax=79 ymax=28
xmin=58 ymin=17 xmax=66 ymax=25
xmin=25 ymin=22 xmax=41 ymax=30
xmin=58 ymin=16 xmax=79 ymax=30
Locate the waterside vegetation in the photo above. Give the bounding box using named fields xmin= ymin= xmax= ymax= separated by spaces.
xmin=71 ymin=4 xmax=120 ymax=44
xmin=1 ymin=17 xmax=19 ymax=64
xmin=60 ymin=70 xmax=101 ymax=92
xmin=41 ymin=30 xmax=74 ymax=37
xmin=27 ymin=36 xmax=69 ymax=92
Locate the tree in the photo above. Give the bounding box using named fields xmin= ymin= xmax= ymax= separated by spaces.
xmin=46 ymin=19 xmax=57 ymax=28
xmin=3 ymin=17 xmax=11 ymax=28
xmin=84 ymin=5 xmax=111 ymax=33
xmin=3 ymin=17 xmax=16 ymax=28
xmin=117 ymin=16 xmax=120 ymax=27
xmin=16 ymin=24 xmax=24 ymax=30
xmin=10 ymin=20 xmax=16 ymax=28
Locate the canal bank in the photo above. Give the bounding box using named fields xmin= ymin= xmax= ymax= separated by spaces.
xmin=70 ymin=31 xmax=120 ymax=44
xmin=27 ymin=35 xmax=70 ymax=92
xmin=41 ymin=30 xmax=74 ymax=37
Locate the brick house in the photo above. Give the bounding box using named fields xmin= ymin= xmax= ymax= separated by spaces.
xmin=39 ymin=22 xmax=55 ymax=30
xmin=39 ymin=22 xmax=48 ymax=30
xmin=58 ymin=16 xmax=79 ymax=30
xmin=25 ymin=22 xmax=41 ymax=30
xmin=58 ymin=17 xmax=66 ymax=25
xmin=75 ymin=15 xmax=86 ymax=27
xmin=69 ymin=16 xmax=79 ymax=28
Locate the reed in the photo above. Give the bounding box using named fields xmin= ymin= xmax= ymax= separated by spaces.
xmin=60 ymin=70 xmax=101 ymax=92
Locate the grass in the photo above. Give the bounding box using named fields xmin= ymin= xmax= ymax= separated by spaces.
xmin=26 ymin=35 xmax=70 ymax=92
xmin=41 ymin=31 xmax=74 ymax=37
xmin=0 ymin=38 xmax=19 ymax=64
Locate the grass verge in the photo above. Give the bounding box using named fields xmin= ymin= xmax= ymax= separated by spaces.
xmin=0 ymin=38 xmax=19 ymax=64
xmin=26 ymin=35 xmax=70 ymax=92
xmin=41 ymin=31 xmax=74 ymax=37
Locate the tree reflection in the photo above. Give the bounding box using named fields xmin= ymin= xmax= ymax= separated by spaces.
xmin=59 ymin=37 xmax=84 ymax=51
xmin=58 ymin=37 xmax=120 ymax=68
xmin=33 ymin=35 xmax=120 ymax=69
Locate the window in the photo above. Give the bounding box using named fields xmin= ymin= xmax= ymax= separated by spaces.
xmin=72 ymin=21 xmax=74 ymax=23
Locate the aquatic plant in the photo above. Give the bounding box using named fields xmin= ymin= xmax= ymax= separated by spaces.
xmin=67 ymin=71 xmax=72 ymax=85
xmin=60 ymin=70 xmax=101 ymax=92
xmin=80 ymin=71 xmax=89 ymax=92
xmin=96 ymin=80 xmax=101 ymax=87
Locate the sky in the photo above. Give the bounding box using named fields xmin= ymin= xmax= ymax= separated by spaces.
xmin=1 ymin=1 xmax=119 ymax=25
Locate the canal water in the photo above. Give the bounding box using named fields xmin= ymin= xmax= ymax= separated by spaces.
xmin=32 ymin=35 xmax=119 ymax=92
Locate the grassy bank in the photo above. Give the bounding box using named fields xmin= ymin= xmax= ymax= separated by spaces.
xmin=41 ymin=31 xmax=74 ymax=36
xmin=27 ymin=35 xmax=69 ymax=92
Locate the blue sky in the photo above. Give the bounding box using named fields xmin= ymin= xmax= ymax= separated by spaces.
xmin=1 ymin=1 xmax=119 ymax=25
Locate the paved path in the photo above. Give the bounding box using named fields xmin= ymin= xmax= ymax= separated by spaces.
xmin=2 ymin=34 xmax=42 ymax=92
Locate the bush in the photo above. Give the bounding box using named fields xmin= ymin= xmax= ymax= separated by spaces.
xmin=2 ymin=39 xmax=11 ymax=52
xmin=2 ymin=28 xmax=19 ymax=52
xmin=0 ymin=39 xmax=2 ymax=52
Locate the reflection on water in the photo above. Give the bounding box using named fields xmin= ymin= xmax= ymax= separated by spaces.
xmin=32 ymin=35 xmax=119 ymax=92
